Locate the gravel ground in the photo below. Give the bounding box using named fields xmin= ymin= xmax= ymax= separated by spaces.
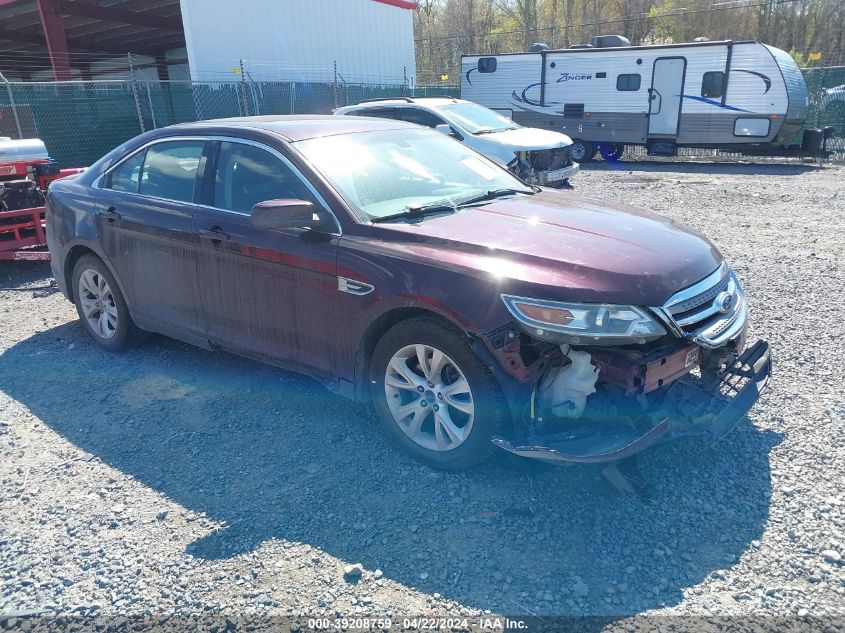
xmin=1 ymin=159 xmax=843 ymax=631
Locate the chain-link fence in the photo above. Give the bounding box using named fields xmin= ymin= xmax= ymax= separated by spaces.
xmin=0 ymin=67 xmax=842 ymax=168
xmin=0 ymin=78 xmax=460 ymax=168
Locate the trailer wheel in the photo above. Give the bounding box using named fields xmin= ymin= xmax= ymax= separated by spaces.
xmin=570 ymin=139 xmax=596 ymax=162
xmin=599 ymin=143 xmax=625 ymax=162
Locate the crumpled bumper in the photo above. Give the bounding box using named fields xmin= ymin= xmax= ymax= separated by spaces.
xmin=492 ymin=339 xmax=771 ymax=464
xmin=538 ymin=162 xmax=580 ymax=184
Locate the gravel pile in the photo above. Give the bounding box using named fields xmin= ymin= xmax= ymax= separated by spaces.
xmin=1 ymin=159 xmax=843 ymax=630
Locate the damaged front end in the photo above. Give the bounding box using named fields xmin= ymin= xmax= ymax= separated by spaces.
xmin=479 ymin=264 xmax=772 ymax=464
xmin=509 ymin=147 xmax=580 ymax=188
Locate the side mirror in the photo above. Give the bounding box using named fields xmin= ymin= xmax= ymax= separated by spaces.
xmin=435 ymin=123 xmax=458 ymax=138
xmin=251 ymin=199 xmax=316 ymax=230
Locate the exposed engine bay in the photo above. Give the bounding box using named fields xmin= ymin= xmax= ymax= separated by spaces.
xmin=510 ymin=147 xmax=577 ymax=187
xmin=478 ymin=323 xmax=771 ymax=466
xmin=0 ymin=179 xmax=46 ymax=212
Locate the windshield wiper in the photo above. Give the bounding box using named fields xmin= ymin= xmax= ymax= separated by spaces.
xmin=453 ymin=188 xmax=533 ymax=207
xmin=370 ymin=201 xmax=457 ymax=224
xmin=370 ymin=188 xmax=533 ymax=224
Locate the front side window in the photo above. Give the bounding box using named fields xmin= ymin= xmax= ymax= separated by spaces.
xmin=702 ymin=71 xmax=725 ymax=98
xmin=295 ymin=128 xmax=531 ymax=220
xmin=108 ymin=150 xmax=145 ymax=192
xmin=616 ymin=74 xmax=641 ymax=91
xmin=213 ymin=141 xmax=318 ymax=215
xmin=138 ymin=141 xmax=204 ymax=203
xmin=399 ymin=108 xmax=446 ymax=128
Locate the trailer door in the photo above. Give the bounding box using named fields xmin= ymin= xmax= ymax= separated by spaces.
xmin=648 ymin=57 xmax=686 ymax=136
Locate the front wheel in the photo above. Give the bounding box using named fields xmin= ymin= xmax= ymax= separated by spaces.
xmin=370 ymin=316 xmax=507 ymax=470
xmin=570 ymin=139 xmax=596 ymax=163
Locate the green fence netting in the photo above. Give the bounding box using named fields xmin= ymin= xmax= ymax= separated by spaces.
xmin=1 ymin=69 xmax=841 ymax=169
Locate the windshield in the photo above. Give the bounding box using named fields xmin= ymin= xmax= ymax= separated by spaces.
xmin=295 ymin=128 xmax=531 ymax=220
xmin=438 ymin=103 xmax=520 ymax=134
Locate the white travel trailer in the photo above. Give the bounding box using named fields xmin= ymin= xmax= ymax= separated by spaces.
xmin=462 ymin=37 xmax=814 ymax=161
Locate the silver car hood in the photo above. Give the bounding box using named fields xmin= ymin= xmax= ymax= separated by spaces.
xmin=464 ymin=127 xmax=573 ymax=166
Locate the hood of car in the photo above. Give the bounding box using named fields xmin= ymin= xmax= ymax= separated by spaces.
xmin=373 ymin=190 xmax=723 ymax=307
xmin=465 ymin=127 xmax=573 ymax=166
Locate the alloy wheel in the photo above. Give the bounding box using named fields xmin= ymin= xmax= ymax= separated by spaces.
xmin=384 ymin=344 xmax=475 ymax=452
xmin=78 ymin=268 xmax=118 ymax=340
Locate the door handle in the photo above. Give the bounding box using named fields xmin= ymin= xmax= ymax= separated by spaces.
xmin=98 ymin=207 xmax=121 ymax=222
xmin=198 ymin=227 xmax=230 ymax=243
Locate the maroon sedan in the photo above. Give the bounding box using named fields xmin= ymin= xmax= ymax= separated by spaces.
xmin=47 ymin=116 xmax=770 ymax=472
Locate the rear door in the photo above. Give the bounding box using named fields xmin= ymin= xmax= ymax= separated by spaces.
xmin=95 ymin=138 xmax=208 ymax=340
xmin=648 ymin=57 xmax=687 ymax=137
xmin=193 ymin=139 xmax=340 ymax=373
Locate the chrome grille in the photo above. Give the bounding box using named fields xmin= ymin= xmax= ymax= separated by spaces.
xmin=654 ymin=263 xmax=747 ymax=349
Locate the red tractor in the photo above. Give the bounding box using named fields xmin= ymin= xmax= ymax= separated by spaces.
xmin=0 ymin=138 xmax=84 ymax=261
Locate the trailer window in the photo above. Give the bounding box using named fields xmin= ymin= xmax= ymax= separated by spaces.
xmin=478 ymin=57 xmax=497 ymax=73
xmin=616 ymin=74 xmax=641 ymax=91
xmin=702 ymin=71 xmax=725 ymax=98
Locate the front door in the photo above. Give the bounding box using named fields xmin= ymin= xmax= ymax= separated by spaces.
xmin=96 ymin=139 xmax=207 ymax=339
xmin=194 ymin=139 xmax=340 ymax=374
xmin=648 ymin=57 xmax=686 ymax=137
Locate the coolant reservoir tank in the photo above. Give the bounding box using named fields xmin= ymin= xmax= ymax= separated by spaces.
xmin=0 ymin=138 xmax=49 ymax=163
xmin=549 ymin=349 xmax=599 ymax=419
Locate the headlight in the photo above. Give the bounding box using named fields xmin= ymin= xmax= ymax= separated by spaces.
xmin=501 ymin=294 xmax=667 ymax=344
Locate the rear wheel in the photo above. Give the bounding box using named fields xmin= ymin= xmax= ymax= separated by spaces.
xmin=370 ymin=316 xmax=507 ymax=470
xmin=570 ymin=139 xmax=596 ymax=163
xmin=599 ymin=143 xmax=625 ymax=162
xmin=72 ymin=254 xmax=136 ymax=352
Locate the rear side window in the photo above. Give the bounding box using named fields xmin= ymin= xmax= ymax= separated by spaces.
xmin=616 ymin=74 xmax=641 ymax=91
xmin=702 ymin=71 xmax=725 ymax=98
xmin=213 ymin=142 xmax=317 ymax=215
xmin=354 ymin=107 xmax=398 ymax=119
xmin=478 ymin=57 xmax=497 ymax=73
xmin=108 ymin=151 xmax=145 ymax=192
xmin=399 ymin=108 xmax=446 ymax=128
xmin=138 ymin=141 xmax=204 ymax=203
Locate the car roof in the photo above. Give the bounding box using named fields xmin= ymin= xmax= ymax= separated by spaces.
xmin=344 ymin=97 xmax=468 ymax=109
xmin=170 ymin=114 xmax=417 ymax=142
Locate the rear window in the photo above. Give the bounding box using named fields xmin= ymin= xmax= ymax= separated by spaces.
xmin=138 ymin=141 xmax=204 ymax=203
xmin=616 ymin=74 xmax=641 ymax=91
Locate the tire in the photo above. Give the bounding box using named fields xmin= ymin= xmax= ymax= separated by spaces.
xmin=72 ymin=254 xmax=137 ymax=352
xmin=570 ymin=139 xmax=596 ymax=163
xmin=599 ymin=143 xmax=625 ymax=162
xmin=369 ymin=316 xmax=508 ymax=470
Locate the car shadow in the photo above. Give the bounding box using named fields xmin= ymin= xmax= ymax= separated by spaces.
xmin=581 ymin=159 xmax=819 ymax=176
xmin=0 ymin=322 xmax=781 ymax=617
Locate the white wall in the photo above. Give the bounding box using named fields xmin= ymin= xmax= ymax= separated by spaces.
xmin=179 ymin=0 xmax=416 ymax=84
